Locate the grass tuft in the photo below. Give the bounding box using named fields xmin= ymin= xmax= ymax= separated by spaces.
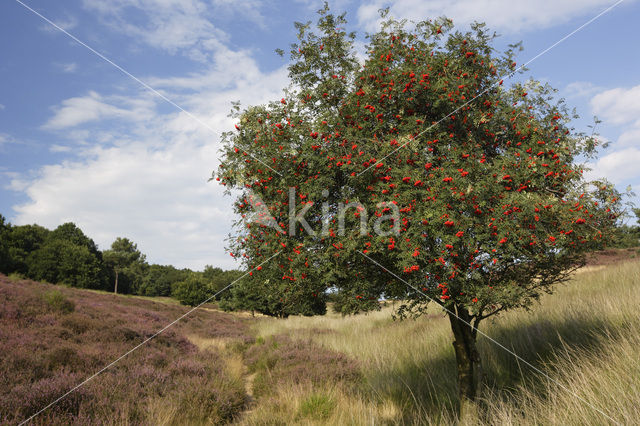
xmin=43 ymin=290 xmax=75 ymax=314
xmin=297 ymin=392 xmax=335 ymax=420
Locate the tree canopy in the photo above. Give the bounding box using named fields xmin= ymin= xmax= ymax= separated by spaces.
xmin=4 ymin=223 xmax=49 ymax=275
xmin=214 ymin=7 xmax=622 ymax=411
xmin=0 ymin=215 xmax=12 ymax=274
xmin=138 ymin=264 xmax=190 ymax=297
xmin=0 ymin=217 xmax=241 ymax=304
xmin=171 ymin=274 xmax=213 ymax=307
xmin=24 ymin=223 xmax=107 ymax=289
xmin=103 ymin=237 xmax=147 ymax=294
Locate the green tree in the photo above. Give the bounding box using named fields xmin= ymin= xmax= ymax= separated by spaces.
xmin=218 ymin=279 xmax=263 ymax=315
xmin=103 ymin=237 xmax=146 ymax=294
xmin=5 ymin=223 xmax=49 ymax=274
xmin=202 ymin=265 xmax=224 ymax=279
xmin=609 ymin=224 xmax=639 ymax=248
xmin=28 ymin=239 xmax=106 ymax=288
xmin=171 ymin=274 xmax=212 ymax=307
xmin=49 ymin=222 xmax=101 ymax=256
xmin=215 ymin=8 xmax=622 ymax=414
xmin=202 ymin=266 xmax=243 ymax=299
xmin=139 ymin=264 xmax=190 ymax=297
xmin=608 ymin=208 xmax=640 ymax=248
xmin=0 ymin=214 xmax=12 ymax=274
xmin=631 ymin=208 xmax=640 ymax=244
xmin=220 ymin=276 xmax=325 ymax=318
xmin=26 ymin=223 xmax=107 ymax=288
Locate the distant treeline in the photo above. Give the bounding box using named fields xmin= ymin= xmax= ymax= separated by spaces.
xmin=2 ymin=212 xmax=637 ymax=313
xmin=0 ymin=214 xmax=241 ymax=305
xmin=612 ymin=208 xmax=640 ymax=248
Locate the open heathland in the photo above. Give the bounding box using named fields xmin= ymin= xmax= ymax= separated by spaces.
xmin=1 ymin=248 xmax=639 ymax=424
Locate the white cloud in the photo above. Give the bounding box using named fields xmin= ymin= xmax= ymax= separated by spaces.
xmin=13 ymin=140 xmax=236 ymax=269
xmin=6 ymin=177 xmax=29 ymax=192
xmin=40 ymin=15 xmax=78 ymax=33
xmin=81 ymin=0 xmax=263 ymax=61
xmin=0 ymin=133 xmax=17 ymax=150
xmin=357 ymin=0 xmax=623 ymax=33
xmin=585 ymin=84 xmax=640 ymax=193
xmin=564 ymin=81 xmax=602 ymax=99
xmin=13 ymin=47 xmax=289 ymax=270
xmin=50 ymin=144 xmax=73 ymax=153
xmin=618 ymin=128 xmax=640 ymax=147
xmin=56 ymin=62 xmax=77 ymax=73
xmin=590 ymin=84 xmax=640 ymax=127
xmin=590 ymin=84 xmax=640 ymax=152
xmin=148 ymin=44 xmax=264 ymax=92
xmin=80 ymin=0 xmax=277 ymax=61
xmin=585 ymin=147 xmax=640 ymax=184
xmin=210 ymin=0 xmax=267 ymax=29
xmin=83 ymin=0 xmax=220 ymax=57
xmin=42 ymin=91 xmax=155 ymax=130
xmin=0 ymin=104 xmax=5 ymax=110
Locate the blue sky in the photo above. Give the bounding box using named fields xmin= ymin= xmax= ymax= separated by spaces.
xmin=1 ymin=0 xmax=639 ymax=270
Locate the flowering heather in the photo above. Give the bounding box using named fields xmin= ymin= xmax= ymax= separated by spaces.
xmin=0 ymin=274 xmax=250 ymax=424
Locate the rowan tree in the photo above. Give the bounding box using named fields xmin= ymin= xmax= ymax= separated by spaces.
xmin=214 ymin=7 xmax=622 ymax=414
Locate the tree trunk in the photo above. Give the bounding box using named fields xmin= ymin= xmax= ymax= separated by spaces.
xmin=448 ymin=307 xmax=482 ymax=422
xmin=114 ymin=270 xmax=118 ymax=294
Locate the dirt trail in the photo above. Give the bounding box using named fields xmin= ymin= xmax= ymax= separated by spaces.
xmin=185 ymin=333 xmax=259 ymax=420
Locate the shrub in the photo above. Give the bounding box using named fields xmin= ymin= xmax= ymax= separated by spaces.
xmin=45 ymin=346 xmax=82 ymax=371
xmin=43 ymin=290 xmax=75 ymax=314
xmin=7 ymin=272 xmax=25 ymax=282
xmin=171 ymin=275 xmax=212 ymax=306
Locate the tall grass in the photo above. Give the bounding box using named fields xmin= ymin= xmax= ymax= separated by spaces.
xmin=246 ymin=260 xmax=640 ymax=424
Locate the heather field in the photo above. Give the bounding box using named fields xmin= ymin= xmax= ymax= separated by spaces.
xmin=0 ymin=274 xmax=253 ymax=424
xmin=0 ymin=274 xmax=361 ymax=425
xmin=2 ymin=249 xmax=640 ymax=425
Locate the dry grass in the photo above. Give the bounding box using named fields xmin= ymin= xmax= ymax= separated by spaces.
xmin=246 ymin=260 xmax=640 ymax=425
